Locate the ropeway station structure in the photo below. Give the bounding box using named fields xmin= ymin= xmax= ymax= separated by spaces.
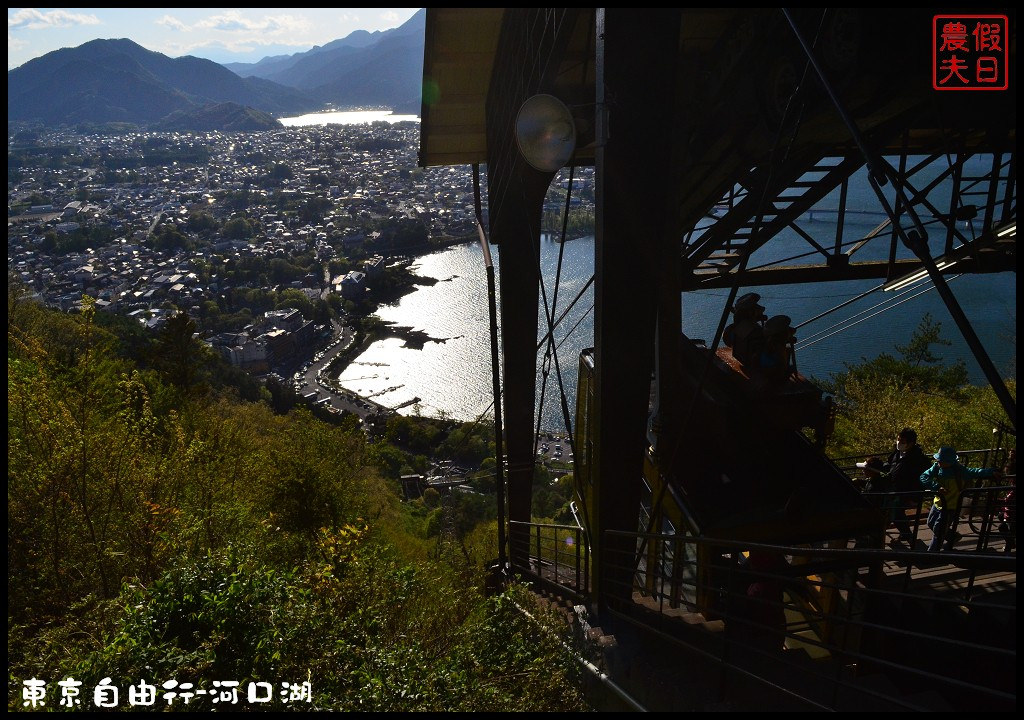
xmin=418 ymin=8 xmax=1015 ymax=711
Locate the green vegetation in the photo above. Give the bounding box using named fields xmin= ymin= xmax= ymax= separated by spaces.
xmin=7 ymin=292 xmax=589 ymax=711
xmin=541 ymin=207 xmax=595 ymax=239
xmin=820 ymin=314 xmax=1015 ymax=459
xmin=39 ymin=225 xmax=118 ymax=255
xmin=9 ymin=289 xmax=1012 ymax=711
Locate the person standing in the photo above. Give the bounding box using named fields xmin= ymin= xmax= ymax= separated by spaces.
xmin=723 ymin=292 xmax=767 ymax=368
xmin=883 ymin=428 xmax=932 ymax=541
xmin=919 ymin=447 xmax=1001 ymax=552
xmin=759 ymin=315 xmax=797 ymax=380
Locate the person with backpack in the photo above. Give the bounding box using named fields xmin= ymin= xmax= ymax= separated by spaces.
xmin=920 ymin=447 xmax=1002 ymax=552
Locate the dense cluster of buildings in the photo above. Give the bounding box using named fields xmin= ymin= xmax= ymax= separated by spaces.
xmin=7 ymin=121 xmax=596 ymax=373
xmin=6 ymin=124 xmax=458 ymax=331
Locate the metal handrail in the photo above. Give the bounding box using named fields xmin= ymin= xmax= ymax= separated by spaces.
xmin=601 ymin=529 xmax=1015 ymax=711
xmin=505 ymin=448 xmax=1015 ymax=709
xmin=509 ymin=519 xmax=590 ymax=599
xmin=836 ymin=445 xmax=1011 ymax=472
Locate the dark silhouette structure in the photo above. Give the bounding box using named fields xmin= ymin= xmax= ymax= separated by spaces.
xmin=420 ymin=8 xmax=1015 ymax=711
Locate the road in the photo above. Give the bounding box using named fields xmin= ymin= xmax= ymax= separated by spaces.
xmin=292 ymin=318 xmax=391 ymax=421
xmin=147 ymin=211 xmax=166 ymax=238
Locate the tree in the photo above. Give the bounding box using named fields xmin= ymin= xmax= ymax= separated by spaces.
xmin=223 ymin=217 xmax=255 ymax=240
xmin=269 ymin=258 xmax=303 ymax=284
xmin=300 ymin=196 xmax=333 ymax=223
xmin=276 ymin=289 xmax=314 ymax=320
xmin=313 ymin=299 xmax=333 ymax=324
xmin=423 ymin=487 xmax=441 ymax=508
xmin=154 ymin=311 xmax=203 ymax=390
xmin=269 ymin=162 xmax=293 ymax=181
xmin=187 ymin=210 xmax=218 ymax=234
xmin=824 ymin=314 xmax=968 ymax=399
xmin=225 ymin=188 xmax=251 ymax=210
xmin=152 ymin=224 xmax=190 ymax=252
xmin=823 ymin=314 xmax=1009 ymax=458
xmin=40 ymin=231 xmax=58 ymax=253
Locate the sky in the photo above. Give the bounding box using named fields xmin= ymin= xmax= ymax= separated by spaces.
xmin=7 ymin=7 xmax=422 ymax=70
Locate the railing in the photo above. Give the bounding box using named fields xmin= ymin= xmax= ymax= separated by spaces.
xmin=505 ymin=447 xmax=1015 ymax=709
xmin=509 ymin=520 xmax=590 ymax=601
xmin=601 ymin=530 xmax=1016 ymax=711
xmin=861 ymin=478 xmax=1014 ymax=560
xmin=836 ymin=446 xmax=1010 ymax=476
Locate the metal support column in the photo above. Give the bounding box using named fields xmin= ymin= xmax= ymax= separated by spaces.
xmin=593 ymin=8 xmax=683 ymax=615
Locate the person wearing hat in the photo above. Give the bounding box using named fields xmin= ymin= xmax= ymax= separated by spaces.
xmin=723 ymin=292 xmax=766 ymax=367
xmin=919 ymin=446 xmax=1002 ymax=552
xmin=883 ymin=428 xmax=932 ymax=541
xmin=753 ymin=314 xmax=796 ymax=384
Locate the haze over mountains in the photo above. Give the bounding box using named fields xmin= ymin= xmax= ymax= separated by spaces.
xmin=7 ymin=9 xmax=426 ymax=128
xmin=226 ymin=8 xmax=426 ymax=115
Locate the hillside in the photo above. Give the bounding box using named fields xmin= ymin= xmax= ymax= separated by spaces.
xmin=6 ymin=294 xmax=589 ymax=711
xmin=7 ymin=38 xmax=317 ymax=125
xmin=225 ymin=9 xmax=426 ymax=111
xmin=152 ymin=101 xmax=283 ymax=132
xmin=224 ymin=26 xmax=388 ymax=81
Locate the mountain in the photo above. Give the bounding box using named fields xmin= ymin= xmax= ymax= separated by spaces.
xmin=224 ymin=9 xmax=426 ymax=112
xmin=308 ymin=14 xmax=426 ymax=113
xmin=152 ymin=102 xmax=282 ymax=132
xmin=223 ymin=26 xmax=387 ymax=80
xmin=7 ymin=38 xmax=318 ymax=126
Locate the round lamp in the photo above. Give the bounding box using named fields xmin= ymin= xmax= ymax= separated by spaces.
xmin=515 ymin=94 xmax=576 ymax=173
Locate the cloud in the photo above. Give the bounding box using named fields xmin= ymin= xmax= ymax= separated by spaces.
xmin=155 ymin=36 xmax=311 ymax=59
xmin=8 ymin=8 xmax=100 ymax=31
xmin=148 ymin=10 xmax=316 ymax=56
xmin=195 ymin=11 xmax=310 ymax=35
xmin=380 ymin=11 xmax=400 ymax=23
xmin=156 ymin=15 xmax=189 ymax=32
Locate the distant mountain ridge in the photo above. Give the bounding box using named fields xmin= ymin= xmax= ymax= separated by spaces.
xmin=8 ymin=10 xmax=427 ymax=127
xmin=222 ymin=26 xmax=387 ymax=80
xmin=7 ymin=38 xmax=318 ymax=127
xmin=223 ymin=9 xmax=426 ymax=113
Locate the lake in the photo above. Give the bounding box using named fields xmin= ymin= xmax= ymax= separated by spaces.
xmin=279 ymin=110 xmax=420 ymax=127
xmin=336 ymin=234 xmax=1015 ymax=432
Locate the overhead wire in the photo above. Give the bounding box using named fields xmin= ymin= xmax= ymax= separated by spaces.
xmin=795 ymin=274 xmax=963 ymax=351
xmin=534 ymin=160 xmax=577 ymax=457
xmin=667 ymin=8 xmax=829 ymax=465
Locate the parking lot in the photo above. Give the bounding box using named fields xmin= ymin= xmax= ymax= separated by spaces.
xmin=535 ymin=432 xmax=574 ymax=465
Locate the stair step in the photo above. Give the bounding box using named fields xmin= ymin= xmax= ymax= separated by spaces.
xmin=697 ymin=262 xmax=733 ymax=272
xmin=784 ymin=629 xmax=831 ymax=659
xmin=631 ymin=593 xmax=725 ymax=632
xmin=834 ymin=684 xmax=907 ymax=711
xmin=727 ymin=645 xmax=835 ymax=706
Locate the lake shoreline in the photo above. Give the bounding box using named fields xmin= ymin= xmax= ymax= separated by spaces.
xmin=331 ymin=232 xmax=1015 ymax=430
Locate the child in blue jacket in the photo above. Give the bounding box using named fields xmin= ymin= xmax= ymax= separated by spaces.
xmin=920 ymin=447 xmax=1001 ymax=552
